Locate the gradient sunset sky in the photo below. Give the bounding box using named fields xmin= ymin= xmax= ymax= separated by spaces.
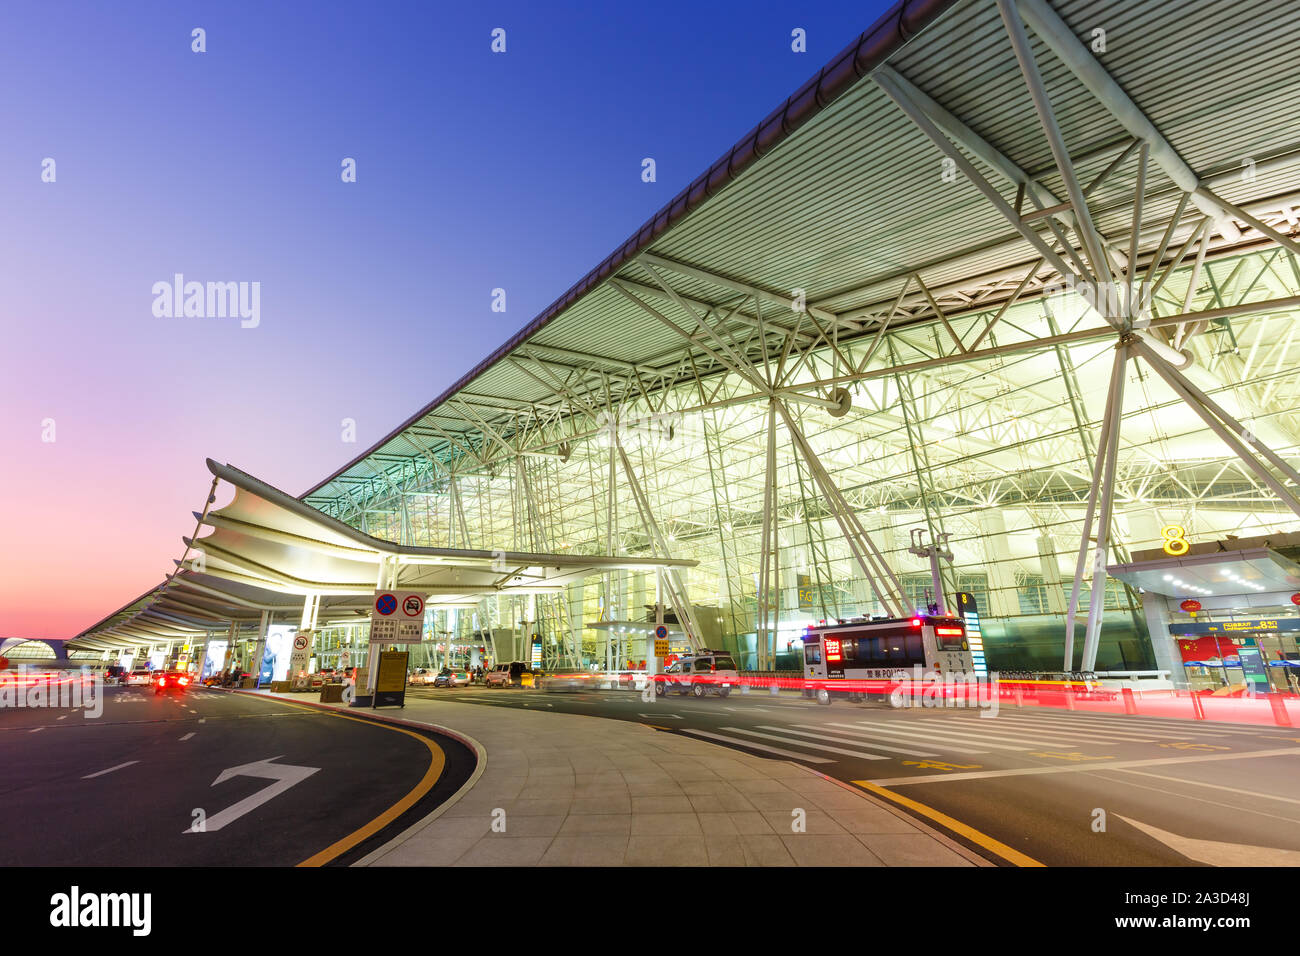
xmin=0 ymin=0 xmax=891 ymax=639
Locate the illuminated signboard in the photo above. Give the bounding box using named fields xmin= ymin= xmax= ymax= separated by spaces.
xmin=530 ymin=634 xmax=542 ymax=668
xmin=1170 ymin=618 xmax=1300 ymax=636
xmin=824 ymin=637 xmax=842 ymax=662
xmin=1160 ymin=524 xmax=1189 ymax=556
xmin=955 ymin=591 xmax=988 ymax=676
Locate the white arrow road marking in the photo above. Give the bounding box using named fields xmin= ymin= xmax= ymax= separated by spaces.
xmin=83 ymin=761 xmax=139 ymax=779
xmin=1117 ymin=814 xmax=1300 ymax=866
xmin=57 ymin=715 xmax=68 ymax=721
xmin=180 ymin=732 xmax=195 ymax=741
xmin=187 ymin=756 xmax=320 ymax=834
xmin=639 ymin=713 xmax=681 ymax=719
xmin=29 ymin=727 xmax=44 ymax=734
xmin=197 ymin=718 xmax=206 ymax=723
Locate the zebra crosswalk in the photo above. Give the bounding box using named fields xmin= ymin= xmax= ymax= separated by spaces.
xmin=679 ymin=708 xmax=1288 ymax=765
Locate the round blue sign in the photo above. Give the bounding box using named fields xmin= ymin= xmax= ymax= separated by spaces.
xmin=375 ymin=593 xmax=398 ymax=616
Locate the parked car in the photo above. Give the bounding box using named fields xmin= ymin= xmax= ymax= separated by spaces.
xmin=486 ymin=661 xmax=532 ymax=688
xmin=433 ymin=668 xmax=471 ymax=688
xmin=127 ymin=668 xmax=152 ymax=686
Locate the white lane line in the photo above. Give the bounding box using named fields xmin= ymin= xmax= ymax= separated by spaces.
xmin=1087 ymin=772 xmax=1300 ymax=825
xmin=179 ymin=732 xmax=195 ymax=741
xmin=639 ymin=714 xmax=681 ymax=719
xmin=82 ymin=760 xmax=140 ymax=779
xmin=869 ymin=747 xmax=1300 ymax=786
xmin=29 ymin=727 xmax=44 ymax=734
xmin=721 ymin=726 xmax=889 ymax=760
xmin=849 ymin=719 xmax=1031 ymax=751
xmin=982 ymin=714 xmax=1168 ymax=741
xmin=901 ymin=717 xmax=1086 ymax=748
xmin=1003 ymin=710 xmax=1239 ymax=733
xmin=1006 ymin=712 xmax=1240 ymax=736
xmin=197 ymin=718 xmax=206 ymax=723
xmin=679 ymin=729 xmax=832 ymax=764
xmin=57 ymin=715 xmax=69 ymax=721
xmin=1110 ymin=767 xmax=1300 ymax=808
xmin=990 ymin=719 xmax=1196 ymax=744
xmin=821 ymin=721 xmax=990 ymax=754
xmin=776 ymin=724 xmax=938 ymax=757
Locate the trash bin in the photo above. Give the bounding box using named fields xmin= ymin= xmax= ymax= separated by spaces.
xmin=320 ymin=684 xmax=344 ymax=703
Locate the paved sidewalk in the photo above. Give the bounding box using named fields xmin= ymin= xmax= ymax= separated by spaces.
xmin=251 ymin=690 xmax=983 ymax=867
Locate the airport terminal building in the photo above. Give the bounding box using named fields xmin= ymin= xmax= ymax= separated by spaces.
xmin=72 ymin=0 xmax=1300 ymax=692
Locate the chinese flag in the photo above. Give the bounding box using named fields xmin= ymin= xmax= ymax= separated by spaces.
xmin=1179 ymin=637 xmax=1223 ymax=662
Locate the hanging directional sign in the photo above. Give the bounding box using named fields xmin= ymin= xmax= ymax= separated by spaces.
xmin=370 ymin=590 xmax=427 ymax=644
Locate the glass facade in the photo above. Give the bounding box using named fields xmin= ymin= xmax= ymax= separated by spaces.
xmin=302 ymin=247 xmax=1300 ymax=674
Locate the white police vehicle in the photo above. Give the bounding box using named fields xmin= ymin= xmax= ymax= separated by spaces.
xmin=654 ymin=649 xmax=740 ymax=698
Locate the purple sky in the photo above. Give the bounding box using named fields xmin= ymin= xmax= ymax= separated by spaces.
xmin=0 ymin=0 xmax=891 ymax=639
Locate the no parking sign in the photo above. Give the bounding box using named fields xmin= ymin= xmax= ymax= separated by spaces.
xmin=369 ymin=589 xmax=427 ymax=644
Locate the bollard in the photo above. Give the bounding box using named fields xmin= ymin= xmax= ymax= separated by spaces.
xmin=1063 ymin=683 xmax=1076 ymax=711
xmin=1122 ymin=686 xmax=1138 ymax=715
xmin=1268 ymin=692 xmax=1293 ymax=728
xmin=1014 ymin=685 xmax=1023 ymax=708
xmin=770 ymin=681 xmax=780 ymax=696
xmin=1191 ymin=692 xmax=1206 ymax=720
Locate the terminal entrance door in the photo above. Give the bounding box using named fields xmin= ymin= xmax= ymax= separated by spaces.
xmin=1255 ymin=630 xmax=1300 ymax=693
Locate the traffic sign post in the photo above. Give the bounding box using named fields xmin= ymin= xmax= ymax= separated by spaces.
xmin=289 ymin=632 xmax=312 ymax=690
xmin=369 ymin=590 xmax=426 ymax=644
xmin=653 ymin=623 xmax=669 ymax=659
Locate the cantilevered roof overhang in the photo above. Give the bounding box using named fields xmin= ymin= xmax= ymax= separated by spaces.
xmin=1108 ymin=548 xmax=1300 ymax=599
xmin=299 ymin=0 xmax=1300 ymax=521
xmin=70 ymin=460 xmax=695 ymax=649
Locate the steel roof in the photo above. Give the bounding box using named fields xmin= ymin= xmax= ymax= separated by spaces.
xmin=300 ymin=0 xmax=1300 ymax=516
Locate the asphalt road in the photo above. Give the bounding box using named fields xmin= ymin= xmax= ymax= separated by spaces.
xmin=410 ymin=683 xmax=1300 ymax=866
xmin=0 ymin=683 xmax=473 ymax=867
